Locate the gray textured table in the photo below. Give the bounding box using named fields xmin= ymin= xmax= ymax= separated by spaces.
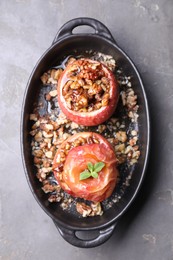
xmin=1 ymin=0 xmax=173 ymax=259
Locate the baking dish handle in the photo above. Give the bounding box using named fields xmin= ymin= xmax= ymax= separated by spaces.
xmin=54 ymin=221 xmax=116 ymax=248
xmin=52 ymin=17 xmax=116 ymax=44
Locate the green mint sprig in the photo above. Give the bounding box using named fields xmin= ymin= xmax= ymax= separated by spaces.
xmin=79 ymin=162 xmax=105 ymax=181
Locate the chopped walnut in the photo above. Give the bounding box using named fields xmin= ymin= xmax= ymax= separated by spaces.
xmin=40 ymin=73 xmax=48 ymax=84
xmin=30 ymin=113 xmax=38 ymax=121
xmin=45 ymin=151 xmax=53 ymax=159
xmin=41 ymin=69 xmax=62 ymax=85
xmin=48 ymin=193 xmax=63 ymax=203
xmin=34 ymin=131 xmax=43 ymax=142
xmin=76 ymin=202 xmax=103 ymax=217
xmin=116 ymin=131 xmax=127 ymax=143
xmin=42 ymin=184 xmax=57 ymax=193
xmin=76 ymin=202 xmax=92 ymax=217
xmin=90 ymin=202 xmax=103 ymax=216
xmin=32 ymin=149 xmax=43 ymax=158
xmin=49 ymin=90 xmax=57 ymax=97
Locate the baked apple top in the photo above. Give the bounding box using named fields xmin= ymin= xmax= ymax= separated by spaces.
xmin=57 ymin=58 xmax=119 ymax=126
xmin=53 ymin=132 xmax=118 ymax=202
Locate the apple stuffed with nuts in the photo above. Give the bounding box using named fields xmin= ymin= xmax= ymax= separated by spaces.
xmin=57 ymin=58 xmax=119 ymax=126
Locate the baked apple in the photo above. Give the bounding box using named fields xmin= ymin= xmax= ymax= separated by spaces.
xmin=53 ymin=132 xmax=118 ymax=202
xmin=57 ymin=58 xmax=119 ymax=126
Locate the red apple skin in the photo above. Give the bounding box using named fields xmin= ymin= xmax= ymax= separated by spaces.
xmin=57 ymin=59 xmax=119 ymax=126
xmin=53 ymin=132 xmax=118 ymax=202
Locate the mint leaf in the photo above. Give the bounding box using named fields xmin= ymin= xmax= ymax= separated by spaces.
xmin=87 ymin=162 xmax=94 ymax=172
xmin=80 ymin=161 xmax=105 ymax=181
xmin=79 ymin=170 xmax=91 ymax=180
xmin=94 ymin=162 xmax=105 ymax=173
xmin=91 ymin=172 xmax=98 ymax=178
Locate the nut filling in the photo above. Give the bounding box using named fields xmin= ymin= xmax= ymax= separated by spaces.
xmin=62 ymin=59 xmax=111 ymax=112
xmin=29 ymin=51 xmax=140 ymax=217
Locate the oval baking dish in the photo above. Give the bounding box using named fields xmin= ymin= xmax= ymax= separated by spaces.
xmin=21 ymin=17 xmax=150 ymax=248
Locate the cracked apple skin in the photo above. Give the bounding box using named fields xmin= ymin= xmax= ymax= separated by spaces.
xmin=57 ymin=58 xmax=119 ymax=126
xmin=53 ymin=132 xmax=118 ymax=202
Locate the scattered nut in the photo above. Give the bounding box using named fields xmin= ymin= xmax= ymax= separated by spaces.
xmin=116 ymin=131 xmax=127 ymax=143
xmin=45 ymin=151 xmax=53 ymax=159
xmin=76 ymin=202 xmax=103 ymax=217
xmin=32 ymin=149 xmax=43 ymax=158
xmin=76 ymin=202 xmax=92 ymax=217
xmin=34 ymin=131 xmax=42 ymax=142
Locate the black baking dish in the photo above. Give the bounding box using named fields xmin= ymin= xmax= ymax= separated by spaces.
xmin=21 ymin=17 xmax=150 ymax=248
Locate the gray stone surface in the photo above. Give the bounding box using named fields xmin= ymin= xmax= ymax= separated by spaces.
xmin=0 ymin=0 xmax=173 ymax=259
